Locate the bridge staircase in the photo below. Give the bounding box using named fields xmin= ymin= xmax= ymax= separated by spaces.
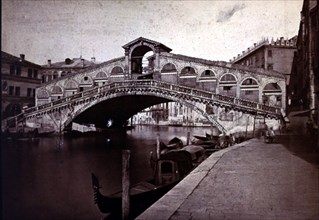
xmin=1 ymin=80 xmax=283 ymax=133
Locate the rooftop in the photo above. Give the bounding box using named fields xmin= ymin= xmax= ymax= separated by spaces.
xmin=1 ymin=51 xmax=41 ymax=68
xmin=230 ymin=36 xmax=297 ymax=63
xmin=42 ymin=57 xmax=97 ymax=69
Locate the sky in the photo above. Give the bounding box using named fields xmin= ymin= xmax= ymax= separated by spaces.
xmin=2 ymin=0 xmax=304 ymax=65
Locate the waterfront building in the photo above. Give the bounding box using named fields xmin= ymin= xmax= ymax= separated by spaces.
xmin=230 ymin=36 xmax=297 ymax=85
xmin=1 ymin=51 xmax=42 ymax=119
xmin=41 ymin=57 xmax=97 ymax=83
xmin=288 ymin=0 xmax=318 ymax=116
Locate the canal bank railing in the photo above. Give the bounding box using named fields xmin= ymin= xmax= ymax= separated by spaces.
xmin=2 ymin=80 xmax=282 ymax=131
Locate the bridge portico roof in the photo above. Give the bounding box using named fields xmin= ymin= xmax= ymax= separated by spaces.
xmin=122 ymin=37 xmax=172 ymax=53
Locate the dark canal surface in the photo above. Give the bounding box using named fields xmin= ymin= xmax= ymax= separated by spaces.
xmin=1 ymin=125 xmax=211 ymax=220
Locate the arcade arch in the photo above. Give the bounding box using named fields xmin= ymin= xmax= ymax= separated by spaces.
xmin=239 ymin=77 xmax=259 ymax=102
xmin=111 ymin=66 xmax=124 ymax=75
xmin=51 ymin=85 xmax=63 ymax=101
xmin=79 ymin=75 xmax=94 ymax=92
xmin=64 ymin=79 xmax=78 ymax=97
xmin=161 ymin=63 xmax=177 ymax=73
xmin=180 ymin=66 xmax=197 ymax=87
xmin=94 ymin=71 xmax=109 ymax=86
xmin=218 ymin=73 xmax=237 ymax=96
xmin=200 ymin=70 xmax=216 ymax=77
xmin=262 ymin=83 xmax=282 ymax=107
xmin=198 ymin=69 xmax=217 ymax=92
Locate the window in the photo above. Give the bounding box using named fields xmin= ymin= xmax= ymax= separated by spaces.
xmin=10 ymin=65 xmax=15 ymax=75
xmin=33 ymin=69 xmax=38 ymax=78
xmin=9 ymin=86 xmax=14 ymax=95
xmin=28 ymin=69 xmax=33 ymax=77
xmin=15 ymin=87 xmax=20 ymax=96
xmin=42 ymin=75 xmax=46 ymax=83
xmin=16 ymin=66 xmax=21 ymax=76
xmin=223 ymin=86 xmax=232 ymax=91
xmin=268 ymin=50 xmax=272 ymax=57
xmin=84 ymin=76 xmax=88 ymax=81
xmin=27 ymin=88 xmax=32 ymax=97
xmin=33 ymin=89 xmax=35 ymax=97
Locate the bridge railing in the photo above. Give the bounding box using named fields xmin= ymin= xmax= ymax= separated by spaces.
xmin=47 ymin=80 xmax=280 ymax=116
xmin=2 ymin=79 xmax=282 ymax=128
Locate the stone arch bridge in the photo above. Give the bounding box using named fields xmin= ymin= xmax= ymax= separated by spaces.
xmin=3 ymin=37 xmax=285 ymax=133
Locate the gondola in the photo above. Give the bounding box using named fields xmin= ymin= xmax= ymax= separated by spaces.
xmin=91 ymin=146 xmax=202 ymax=219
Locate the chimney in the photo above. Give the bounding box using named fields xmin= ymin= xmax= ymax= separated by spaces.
xmin=81 ymin=58 xmax=85 ymax=67
xmin=48 ymin=59 xmax=51 ymax=67
xmin=20 ymin=54 xmax=25 ymax=62
xmin=91 ymin=57 xmax=96 ymax=63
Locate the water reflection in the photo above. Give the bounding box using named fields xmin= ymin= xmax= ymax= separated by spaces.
xmin=1 ymin=125 xmax=211 ymax=219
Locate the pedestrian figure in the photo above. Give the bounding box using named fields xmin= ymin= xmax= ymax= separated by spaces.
xmin=265 ymin=127 xmax=275 ymax=143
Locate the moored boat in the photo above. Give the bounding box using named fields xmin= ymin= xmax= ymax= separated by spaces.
xmin=91 ymin=145 xmax=203 ymax=219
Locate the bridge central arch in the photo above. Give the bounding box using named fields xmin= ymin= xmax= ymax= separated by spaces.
xmin=67 ymin=95 xmax=171 ymax=129
xmin=63 ymin=90 xmax=225 ymax=132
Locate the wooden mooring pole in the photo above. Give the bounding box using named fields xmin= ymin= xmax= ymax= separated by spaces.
xmin=186 ymin=131 xmax=190 ymax=145
xmin=156 ymin=133 xmax=160 ymax=159
xmin=122 ymin=150 xmax=130 ymax=220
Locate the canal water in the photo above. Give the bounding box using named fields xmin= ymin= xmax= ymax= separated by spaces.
xmin=1 ymin=125 xmax=211 ymax=220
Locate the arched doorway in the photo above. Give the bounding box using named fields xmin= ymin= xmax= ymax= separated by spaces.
xmin=122 ymin=37 xmax=172 ymax=80
xmin=131 ymin=46 xmax=154 ymax=79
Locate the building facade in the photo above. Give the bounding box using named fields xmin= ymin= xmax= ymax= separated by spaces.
xmin=230 ymin=36 xmax=297 ymax=85
xmin=1 ymin=51 xmax=42 ymax=119
xmin=289 ymin=0 xmax=318 ymax=113
xmin=288 ymin=0 xmax=318 ymax=150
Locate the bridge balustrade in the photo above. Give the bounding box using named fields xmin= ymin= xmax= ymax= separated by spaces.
xmin=82 ymin=88 xmax=99 ymax=97
xmin=215 ymin=94 xmax=235 ymax=103
xmin=192 ymin=90 xmax=212 ymax=99
xmin=52 ymin=97 xmax=68 ymax=106
xmin=260 ymin=104 xmax=278 ymax=113
xmin=38 ymin=103 xmax=52 ymax=110
xmin=70 ymin=93 xmax=83 ymax=100
xmin=236 ymin=99 xmax=258 ymax=109
xmin=24 ymin=106 xmax=37 ymax=114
